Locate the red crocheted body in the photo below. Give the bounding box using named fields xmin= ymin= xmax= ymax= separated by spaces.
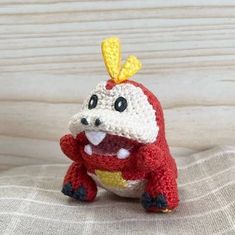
xmin=61 ymin=80 xmax=179 ymax=211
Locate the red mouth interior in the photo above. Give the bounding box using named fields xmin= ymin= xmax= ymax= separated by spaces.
xmin=90 ymin=134 xmax=139 ymax=156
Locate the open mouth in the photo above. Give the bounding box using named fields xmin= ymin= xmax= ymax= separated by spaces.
xmin=84 ymin=131 xmax=138 ymax=159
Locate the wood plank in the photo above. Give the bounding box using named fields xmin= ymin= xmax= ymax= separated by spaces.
xmin=0 ymin=135 xmax=67 ymax=163
xmin=0 ymin=135 xmax=197 ymax=170
xmin=1 ymin=2 xmax=235 ymax=74
xmin=0 ymin=69 xmax=234 ymax=108
xmin=0 ymin=101 xmax=234 ymax=150
xmin=0 ymin=135 xmax=68 ymax=169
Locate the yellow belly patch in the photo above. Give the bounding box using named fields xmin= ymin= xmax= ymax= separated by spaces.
xmin=95 ymin=170 xmax=127 ymax=188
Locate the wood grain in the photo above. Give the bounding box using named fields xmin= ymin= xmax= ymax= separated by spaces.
xmin=0 ymin=0 xmax=235 ymax=168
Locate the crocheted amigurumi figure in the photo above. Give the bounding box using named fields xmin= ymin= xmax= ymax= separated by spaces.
xmin=60 ymin=37 xmax=179 ymax=212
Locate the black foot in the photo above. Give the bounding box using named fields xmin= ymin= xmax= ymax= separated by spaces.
xmin=62 ymin=183 xmax=87 ymax=201
xmin=73 ymin=186 xmax=87 ymax=201
xmin=62 ymin=182 xmax=73 ymax=197
xmin=141 ymin=192 xmax=168 ymax=210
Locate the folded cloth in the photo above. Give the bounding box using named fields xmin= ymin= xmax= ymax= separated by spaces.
xmin=0 ymin=146 xmax=234 ymax=235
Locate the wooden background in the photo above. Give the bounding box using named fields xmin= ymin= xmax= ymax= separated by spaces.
xmin=0 ymin=0 xmax=235 ymax=170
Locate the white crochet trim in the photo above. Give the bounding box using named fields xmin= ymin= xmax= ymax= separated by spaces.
xmin=87 ymin=172 xmax=147 ymax=198
xmin=69 ymin=81 xmax=158 ymax=144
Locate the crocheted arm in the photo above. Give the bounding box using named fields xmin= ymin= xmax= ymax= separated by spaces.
xmin=60 ymin=134 xmax=83 ymax=166
xmin=136 ymin=144 xmax=165 ymax=172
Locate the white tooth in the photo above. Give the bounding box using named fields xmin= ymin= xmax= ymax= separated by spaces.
xmin=84 ymin=144 xmax=92 ymax=155
xmin=85 ymin=131 xmax=106 ymax=146
xmin=117 ymin=148 xmax=130 ymax=159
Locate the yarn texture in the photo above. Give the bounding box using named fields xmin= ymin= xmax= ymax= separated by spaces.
xmin=60 ymin=37 xmax=179 ymax=212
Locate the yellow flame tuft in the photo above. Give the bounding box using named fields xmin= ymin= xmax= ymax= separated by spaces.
xmin=101 ymin=37 xmax=142 ymax=83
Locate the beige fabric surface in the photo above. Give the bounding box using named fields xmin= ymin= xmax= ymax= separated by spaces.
xmin=0 ymin=146 xmax=234 ymax=235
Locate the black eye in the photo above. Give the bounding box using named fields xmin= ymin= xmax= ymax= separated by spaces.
xmin=114 ymin=97 xmax=127 ymax=112
xmin=88 ymin=94 xmax=98 ymax=109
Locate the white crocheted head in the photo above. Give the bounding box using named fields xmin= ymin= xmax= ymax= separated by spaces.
xmin=69 ymin=80 xmax=159 ymax=145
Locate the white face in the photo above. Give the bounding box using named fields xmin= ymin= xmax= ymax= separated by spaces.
xmin=69 ymin=81 xmax=158 ymax=145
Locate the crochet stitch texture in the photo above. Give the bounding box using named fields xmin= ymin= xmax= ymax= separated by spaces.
xmin=60 ymin=37 xmax=179 ymax=212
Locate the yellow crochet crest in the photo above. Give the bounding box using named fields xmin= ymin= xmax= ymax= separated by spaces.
xmin=101 ymin=37 xmax=142 ymax=84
